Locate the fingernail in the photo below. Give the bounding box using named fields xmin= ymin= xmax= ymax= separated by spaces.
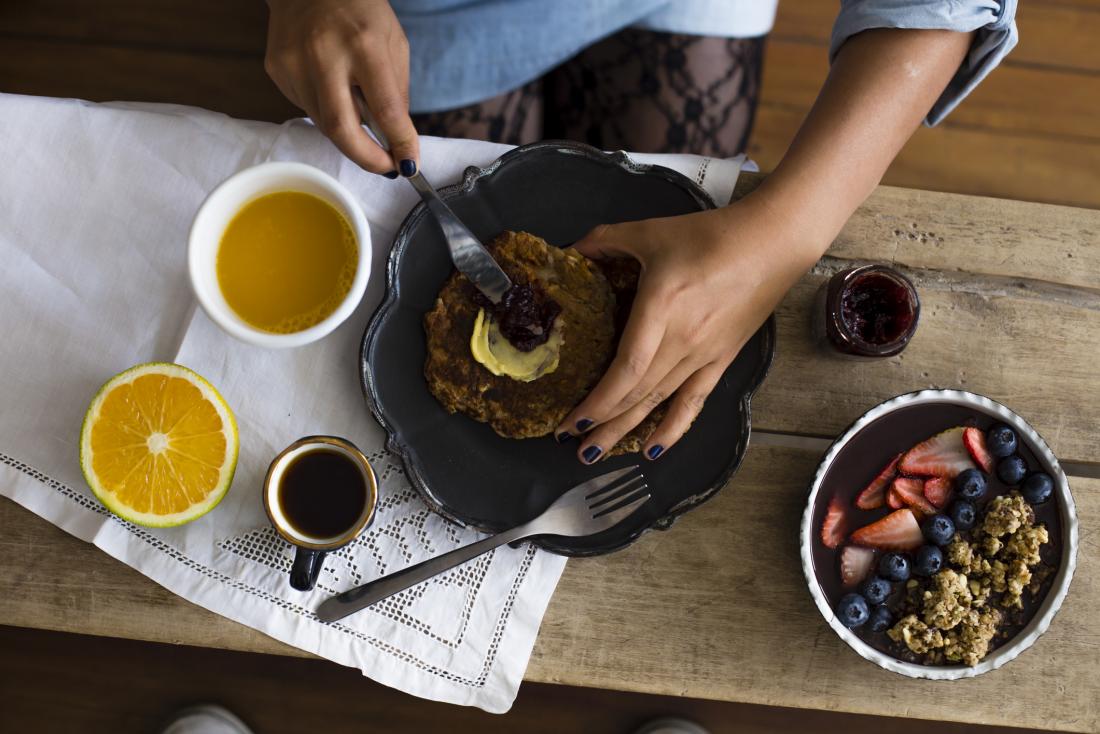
xmin=399 ymin=159 xmax=417 ymax=177
xmin=581 ymin=445 xmax=603 ymax=464
xmin=646 ymin=445 xmax=665 ymax=460
xmin=555 ymin=431 xmax=573 ymax=443
xmin=383 ymin=170 xmax=399 ymax=179
xmin=575 ymin=418 xmax=593 ymax=432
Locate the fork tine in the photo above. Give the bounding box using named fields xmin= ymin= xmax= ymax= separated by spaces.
xmin=592 ymin=485 xmax=648 ymax=518
xmin=584 ymin=466 xmax=642 ymax=500
xmin=567 ymin=465 xmax=637 ymax=500
xmin=588 ymin=475 xmax=647 ymax=510
xmin=593 ymin=490 xmax=651 ymax=525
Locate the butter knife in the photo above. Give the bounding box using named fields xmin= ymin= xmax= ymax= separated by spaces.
xmin=352 ymin=89 xmax=512 ymax=304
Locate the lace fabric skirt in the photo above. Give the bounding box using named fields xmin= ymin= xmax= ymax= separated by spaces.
xmin=413 ymin=30 xmax=765 ymax=157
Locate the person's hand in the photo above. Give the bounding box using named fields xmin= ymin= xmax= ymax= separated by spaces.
xmin=265 ymin=0 xmax=418 ymax=176
xmin=555 ymin=195 xmax=821 ymax=463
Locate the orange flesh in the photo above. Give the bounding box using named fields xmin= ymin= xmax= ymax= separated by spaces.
xmin=216 ymin=191 xmax=357 ymax=334
xmin=90 ymin=374 xmax=227 ymax=514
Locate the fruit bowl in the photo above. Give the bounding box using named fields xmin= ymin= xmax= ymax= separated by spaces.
xmin=800 ymin=389 xmax=1079 ymax=679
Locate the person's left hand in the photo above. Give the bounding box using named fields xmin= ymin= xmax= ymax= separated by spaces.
xmin=554 ymin=194 xmax=821 ymax=463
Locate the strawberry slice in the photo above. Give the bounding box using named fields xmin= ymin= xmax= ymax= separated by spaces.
xmin=840 ymin=545 xmax=876 ymax=588
xmin=855 ymin=452 xmax=902 ymax=510
xmin=898 ymin=427 xmax=975 ymax=479
xmin=886 ymin=485 xmax=905 ymax=509
xmin=963 ymin=426 xmax=995 ymax=473
xmin=890 ymin=476 xmax=937 ymax=516
xmin=923 ymin=476 xmax=952 ymax=508
xmin=820 ymin=495 xmax=847 ymax=549
xmin=850 ymin=508 xmax=924 ymax=551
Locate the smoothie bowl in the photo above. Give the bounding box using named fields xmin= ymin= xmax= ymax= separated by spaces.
xmin=800 ymin=389 xmax=1078 ymax=679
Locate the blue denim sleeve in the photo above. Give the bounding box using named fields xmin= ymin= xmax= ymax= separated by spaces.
xmin=829 ymin=0 xmax=1018 ymax=126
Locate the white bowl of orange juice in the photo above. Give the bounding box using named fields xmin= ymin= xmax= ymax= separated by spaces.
xmin=189 ymin=161 xmax=371 ymax=348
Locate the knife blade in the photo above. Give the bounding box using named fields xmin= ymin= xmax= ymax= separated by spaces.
xmin=351 ymin=89 xmax=512 ymax=304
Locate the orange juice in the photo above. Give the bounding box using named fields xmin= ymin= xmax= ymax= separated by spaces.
xmin=216 ymin=191 xmax=357 ymax=334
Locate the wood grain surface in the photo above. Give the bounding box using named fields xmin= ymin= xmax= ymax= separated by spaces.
xmin=748 ymin=103 xmax=1100 ymax=211
xmin=3 ymin=0 xmax=1100 ymax=207
xmin=3 ymin=444 xmax=1097 ymax=732
xmin=0 ymin=38 xmax=299 ymax=123
xmin=0 ymin=626 xmax=1040 ymax=734
xmin=3 ymin=183 xmax=1099 ymax=731
xmin=761 ymin=39 xmax=1100 ymax=143
xmin=761 ymin=0 xmax=1100 ymax=209
xmin=731 ymin=177 xmax=1100 ymax=468
xmin=773 ymin=0 xmax=1100 ymax=74
xmin=2 ymin=0 xmax=1099 ymax=729
xmin=533 ymin=448 xmax=1100 ymax=733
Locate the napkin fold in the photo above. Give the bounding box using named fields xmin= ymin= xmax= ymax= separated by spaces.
xmin=0 ymin=93 xmax=748 ymax=712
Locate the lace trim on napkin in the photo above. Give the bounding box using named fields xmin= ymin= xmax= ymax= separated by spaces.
xmin=1 ymin=449 xmax=538 ymax=688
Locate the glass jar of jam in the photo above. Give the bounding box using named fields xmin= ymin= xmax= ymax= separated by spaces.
xmin=813 ymin=264 xmax=920 ymax=358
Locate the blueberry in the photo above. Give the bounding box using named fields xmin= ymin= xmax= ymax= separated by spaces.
xmin=922 ymin=514 xmax=956 ymax=546
xmin=868 ymin=605 xmax=894 ymax=634
xmin=997 ymin=455 xmax=1028 ymax=485
xmin=835 ymin=593 xmax=871 ymax=628
xmin=878 ymin=552 xmax=911 ymax=583
xmin=1021 ymin=471 xmax=1054 ymax=505
xmin=955 ymin=468 xmax=987 ymax=501
xmin=986 ymin=423 xmax=1018 ymax=458
xmin=914 ymin=545 xmax=944 ymax=577
xmin=861 ymin=576 xmax=892 ymax=605
xmin=948 ymin=499 xmax=977 ymax=531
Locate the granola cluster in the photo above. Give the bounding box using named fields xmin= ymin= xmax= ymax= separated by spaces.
xmin=887 ymin=492 xmax=1051 ymax=665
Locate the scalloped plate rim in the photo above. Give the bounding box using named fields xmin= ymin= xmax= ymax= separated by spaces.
xmin=360 ymin=139 xmax=775 ymax=556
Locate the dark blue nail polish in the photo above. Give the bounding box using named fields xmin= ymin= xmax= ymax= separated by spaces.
xmin=647 ymin=445 xmax=665 ymax=460
xmin=575 ymin=418 xmax=593 ymax=432
xmin=399 ymin=159 xmax=417 ymax=177
xmin=383 ymin=170 xmax=399 ymax=179
xmin=581 ymin=445 xmax=602 ymax=464
xmin=555 ymin=431 xmax=573 ymax=443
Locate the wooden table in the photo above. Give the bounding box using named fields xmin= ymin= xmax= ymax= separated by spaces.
xmin=3 ymin=179 xmax=1099 ymax=732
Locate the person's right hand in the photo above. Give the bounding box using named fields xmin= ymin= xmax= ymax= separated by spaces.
xmin=265 ymin=0 xmax=419 ymax=176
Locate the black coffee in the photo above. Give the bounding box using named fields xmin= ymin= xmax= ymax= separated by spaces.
xmin=278 ymin=449 xmax=366 ymax=539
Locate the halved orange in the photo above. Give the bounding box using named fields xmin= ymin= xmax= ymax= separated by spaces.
xmin=79 ymin=363 xmax=238 ymax=527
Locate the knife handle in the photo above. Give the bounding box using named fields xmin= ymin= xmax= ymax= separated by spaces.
xmin=349 ymin=87 xmax=513 ymax=302
xmin=351 ymin=87 xmax=391 ymax=153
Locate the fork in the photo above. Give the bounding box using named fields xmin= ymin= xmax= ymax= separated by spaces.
xmin=315 ymin=466 xmax=649 ymax=623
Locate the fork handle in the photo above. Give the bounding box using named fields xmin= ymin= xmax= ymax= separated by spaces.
xmin=315 ymin=523 xmax=531 ymax=623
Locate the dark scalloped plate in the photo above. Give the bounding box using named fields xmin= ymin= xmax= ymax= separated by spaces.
xmin=360 ymin=140 xmax=774 ymax=556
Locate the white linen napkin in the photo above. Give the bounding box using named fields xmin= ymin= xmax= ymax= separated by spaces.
xmin=0 ymin=93 xmax=749 ymax=712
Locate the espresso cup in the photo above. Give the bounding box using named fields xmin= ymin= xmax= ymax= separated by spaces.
xmin=263 ymin=436 xmax=378 ymax=591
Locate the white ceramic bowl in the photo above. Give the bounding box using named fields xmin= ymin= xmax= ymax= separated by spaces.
xmin=800 ymin=389 xmax=1079 ymax=679
xmin=188 ymin=161 xmax=371 ymax=348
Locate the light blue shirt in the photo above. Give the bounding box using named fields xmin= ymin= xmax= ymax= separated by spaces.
xmin=394 ymin=0 xmax=1017 ymax=127
xmin=831 ymin=0 xmax=1018 ymax=125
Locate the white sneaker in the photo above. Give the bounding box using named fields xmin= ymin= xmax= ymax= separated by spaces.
xmin=633 ymin=717 xmax=710 ymax=734
xmin=160 ymin=705 xmax=254 ymax=734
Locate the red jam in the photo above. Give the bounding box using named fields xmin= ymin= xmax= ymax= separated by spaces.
xmin=472 ymin=281 xmax=562 ymax=352
xmin=816 ymin=265 xmax=920 ymax=358
xmin=840 ymin=273 xmax=916 ymax=345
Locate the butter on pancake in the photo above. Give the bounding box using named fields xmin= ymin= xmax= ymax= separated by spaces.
xmin=470 ymin=308 xmax=564 ymax=382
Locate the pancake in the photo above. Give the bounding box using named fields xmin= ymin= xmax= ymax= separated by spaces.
xmin=424 ymin=230 xmax=664 ymax=454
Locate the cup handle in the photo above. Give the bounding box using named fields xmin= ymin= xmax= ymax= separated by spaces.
xmin=290 ymin=547 xmax=326 ymax=591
